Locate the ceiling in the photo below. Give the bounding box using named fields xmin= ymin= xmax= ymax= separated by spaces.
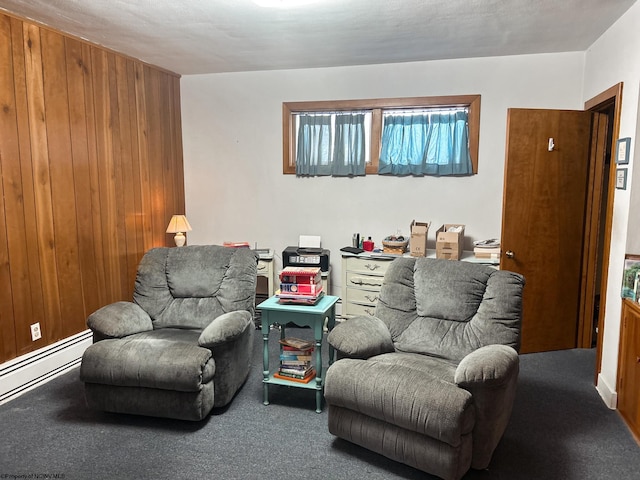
xmin=0 ymin=0 xmax=636 ymax=75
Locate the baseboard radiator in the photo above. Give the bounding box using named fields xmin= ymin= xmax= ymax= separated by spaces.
xmin=0 ymin=329 xmax=93 ymax=405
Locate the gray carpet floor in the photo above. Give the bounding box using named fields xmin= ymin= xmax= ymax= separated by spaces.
xmin=1 ymin=328 xmax=638 ymax=480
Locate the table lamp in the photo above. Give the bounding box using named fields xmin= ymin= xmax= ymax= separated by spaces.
xmin=166 ymin=215 xmax=192 ymax=247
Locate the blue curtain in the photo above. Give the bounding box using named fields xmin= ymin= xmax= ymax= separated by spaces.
xmin=296 ymin=113 xmax=366 ymax=176
xmin=332 ymin=113 xmax=365 ymax=176
xmin=379 ymin=110 xmax=472 ymax=176
xmin=296 ymin=114 xmax=332 ymax=176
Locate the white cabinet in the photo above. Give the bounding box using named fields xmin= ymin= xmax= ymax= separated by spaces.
xmin=341 ymin=255 xmax=395 ymax=319
xmin=341 ymin=251 xmax=498 ymax=319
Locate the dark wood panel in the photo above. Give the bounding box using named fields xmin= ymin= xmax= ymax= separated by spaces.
xmin=0 ymin=14 xmax=18 ymax=360
xmin=9 ymin=17 xmax=46 ymax=354
xmin=0 ymin=12 xmax=184 ymax=364
xmin=22 ymin=22 xmax=62 ymax=352
xmin=64 ymin=37 xmax=101 ymax=320
xmin=41 ymin=29 xmax=86 ymax=340
xmin=81 ymin=43 xmax=108 ymax=310
xmin=115 ymin=55 xmax=140 ymax=294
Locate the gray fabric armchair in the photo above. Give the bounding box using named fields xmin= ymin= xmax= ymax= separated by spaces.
xmin=325 ymin=257 xmax=524 ymax=480
xmin=80 ymin=245 xmax=258 ymax=421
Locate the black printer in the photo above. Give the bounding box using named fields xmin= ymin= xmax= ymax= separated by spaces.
xmin=282 ymin=246 xmax=330 ymax=272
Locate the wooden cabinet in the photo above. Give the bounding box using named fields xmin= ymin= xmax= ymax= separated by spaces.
xmin=618 ymin=299 xmax=640 ymax=442
xmin=341 ymin=255 xmax=395 ymax=319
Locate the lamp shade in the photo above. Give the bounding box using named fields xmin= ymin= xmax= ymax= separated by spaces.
xmin=166 ymin=215 xmax=192 ymax=234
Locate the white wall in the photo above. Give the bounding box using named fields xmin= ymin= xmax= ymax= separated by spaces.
xmin=181 ymin=52 xmax=584 ymax=295
xmin=583 ymin=0 xmax=640 ymax=407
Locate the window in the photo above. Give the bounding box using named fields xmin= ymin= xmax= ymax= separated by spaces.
xmin=283 ymin=95 xmax=480 ymax=176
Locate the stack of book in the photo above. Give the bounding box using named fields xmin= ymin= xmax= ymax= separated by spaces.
xmin=276 ymin=266 xmax=324 ymax=305
xmin=273 ymin=337 xmax=315 ymax=383
xmin=473 ymin=238 xmax=501 ymax=259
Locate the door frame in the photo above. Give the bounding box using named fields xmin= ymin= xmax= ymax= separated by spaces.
xmin=582 ymin=83 xmax=623 ymax=382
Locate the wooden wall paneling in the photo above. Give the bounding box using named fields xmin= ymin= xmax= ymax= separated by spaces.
xmin=2 ymin=16 xmax=38 ymax=353
xmin=90 ymin=47 xmax=121 ymax=304
xmin=81 ymin=43 xmax=107 ymax=309
xmin=0 ymin=15 xmax=18 ymax=362
xmin=105 ymin=52 xmax=129 ymax=300
xmin=133 ymin=62 xmax=154 ymax=251
xmin=124 ymin=58 xmax=146 ymax=288
xmin=22 ymin=23 xmax=62 ymax=350
xmin=64 ymin=37 xmax=100 ymax=319
xmin=144 ymin=66 xmax=169 ymax=248
xmin=115 ymin=55 xmax=141 ymax=295
xmin=0 ymin=12 xmax=185 ymax=364
xmin=159 ymin=73 xmax=177 ymax=227
xmin=40 ymin=29 xmax=86 ymax=340
xmin=9 ymin=17 xmax=46 ymax=356
xmin=166 ymin=75 xmax=184 ymax=217
xmin=171 ymin=76 xmax=186 ymax=219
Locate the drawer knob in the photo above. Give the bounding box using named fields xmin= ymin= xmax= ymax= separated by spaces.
xmin=364 ymin=263 xmax=380 ymax=271
xmin=365 ymin=295 xmax=378 ymax=302
xmin=364 ymin=308 xmax=375 ymax=316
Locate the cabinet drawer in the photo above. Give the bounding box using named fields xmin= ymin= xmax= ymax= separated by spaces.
xmin=345 ymin=257 xmax=394 ymax=276
xmin=346 ymin=287 xmax=381 ymax=306
xmin=345 ymin=271 xmax=385 ymax=289
xmin=257 ymin=260 xmax=270 ymax=273
xmin=344 ymin=301 xmax=378 ymax=318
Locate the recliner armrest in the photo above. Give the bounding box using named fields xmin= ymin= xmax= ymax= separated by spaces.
xmin=454 ymin=344 xmax=518 ymax=388
xmin=198 ymin=310 xmax=252 ymax=348
xmin=327 ymin=315 xmax=394 ymax=359
xmin=87 ymin=301 xmax=153 ymax=339
xmin=454 ymin=344 xmax=520 ymax=470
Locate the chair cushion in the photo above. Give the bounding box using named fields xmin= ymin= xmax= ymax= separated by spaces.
xmin=80 ymin=330 xmax=216 ymax=392
xmin=376 ymin=257 xmax=524 ymax=362
xmin=133 ymin=245 xmax=258 ymax=330
xmin=166 ymin=246 xmax=229 ymax=298
xmin=325 ymin=356 xmax=474 ymax=446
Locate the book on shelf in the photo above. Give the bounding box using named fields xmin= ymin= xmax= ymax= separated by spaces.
xmin=273 ymin=369 xmax=316 ymax=384
xmin=279 ymin=337 xmax=314 ymax=350
xmin=280 ymin=361 xmax=312 ymax=369
xmin=279 ymin=366 xmax=314 ymax=377
xmin=281 ymin=345 xmax=314 ymax=354
xmin=279 ymin=354 xmax=313 ymax=362
xmin=279 ymin=282 xmax=323 ymax=295
xmin=276 ymin=291 xmax=325 ymax=305
xmin=279 ymin=267 xmax=321 ymax=285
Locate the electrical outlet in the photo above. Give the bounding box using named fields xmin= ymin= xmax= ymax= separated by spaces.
xmin=30 ymin=322 xmax=42 ymax=341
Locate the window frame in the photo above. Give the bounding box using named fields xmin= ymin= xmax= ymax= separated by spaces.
xmin=282 ymin=95 xmax=481 ymax=175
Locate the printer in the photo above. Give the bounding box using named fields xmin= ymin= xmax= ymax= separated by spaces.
xmin=282 ymin=246 xmax=330 ymax=272
xmin=282 ymin=235 xmax=330 ymax=272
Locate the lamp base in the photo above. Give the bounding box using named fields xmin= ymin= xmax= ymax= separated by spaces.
xmin=174 ymin=232 xmax=186 ymax=247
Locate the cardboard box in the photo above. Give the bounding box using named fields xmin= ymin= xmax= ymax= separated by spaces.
xmin=409 ymin=220 xmax=430 ymax=257
xmin=436 ymin=224 xmax=465 ymax=260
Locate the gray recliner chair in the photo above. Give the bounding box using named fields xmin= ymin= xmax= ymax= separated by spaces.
xmin=80 ymin=245 xmax=257 ymax=421
xmin=325 ymin=257 xmax=524 ymax=480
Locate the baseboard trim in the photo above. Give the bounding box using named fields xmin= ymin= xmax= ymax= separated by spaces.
xmin=596 ymin=372 xmax=618 ymax=409
xmin=0 ymin=330 xmax=93 ymax=405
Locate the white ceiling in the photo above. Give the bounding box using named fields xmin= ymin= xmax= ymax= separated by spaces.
xmin=0 ymin=0 xmax=636 ymax=75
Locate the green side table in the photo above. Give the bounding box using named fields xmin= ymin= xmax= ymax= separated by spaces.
xmin=257 ymin=294 xmax=339 ymax=413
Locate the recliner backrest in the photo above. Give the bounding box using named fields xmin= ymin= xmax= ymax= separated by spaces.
xmin=133 ymin=245 xmax=258 ymax=330
xmin=376 ymin=257 xmax=524 ymax=362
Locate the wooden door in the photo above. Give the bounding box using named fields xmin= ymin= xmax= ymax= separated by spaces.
xmin=501 ymin=109 xmax=601 ymax=353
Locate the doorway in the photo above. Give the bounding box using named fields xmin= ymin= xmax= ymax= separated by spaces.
xmin=584 ymin=83 xmax=623 ymax=382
